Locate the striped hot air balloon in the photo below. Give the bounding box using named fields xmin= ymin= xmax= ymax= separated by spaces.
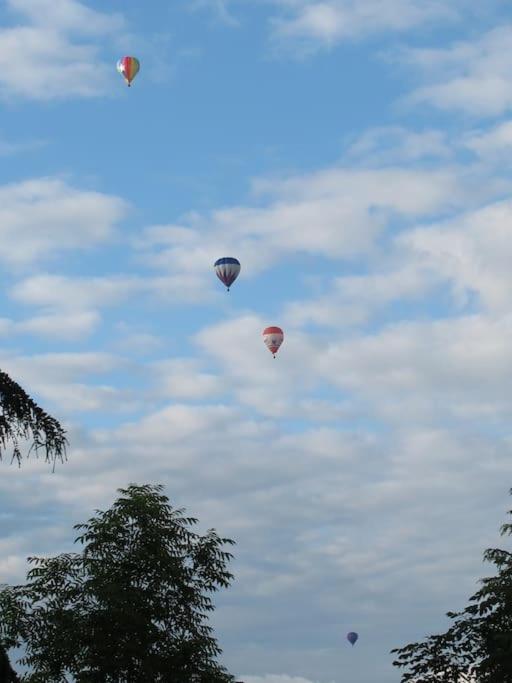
xmin=117 ymin=56 xmax=140 ymax=86
xmin=263 ymin=326 xmax=284 ymax=358
xmin=214 ymin=257 xmax=241 ymax=291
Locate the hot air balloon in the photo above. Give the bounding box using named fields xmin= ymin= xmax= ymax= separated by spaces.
xmin=347 ymin=632 xmax=358 ymax=646
xmin=117 ymin=56 xmax=140 ymax=86
xmin=214 ymin=257 xmax=240 ymax=291
xmin=263 ymin=326 xmax=284 ymax=358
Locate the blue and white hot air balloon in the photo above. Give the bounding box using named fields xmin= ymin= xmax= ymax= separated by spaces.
xmin=214 ymin=257 xmax=241 ymax=291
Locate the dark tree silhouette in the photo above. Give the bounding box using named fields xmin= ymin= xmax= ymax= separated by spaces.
xmin=391 ymin=488 xmax=512 ymax=682
xmin=1 ymin=484 xmax=236 ymax=682
xmin=0 ymin=370 xmax=67 ymax=468
xmin=0 ymin=645 xmax=20 ymax=682
xmin=0 ymin=370 xmax=68 ymax=682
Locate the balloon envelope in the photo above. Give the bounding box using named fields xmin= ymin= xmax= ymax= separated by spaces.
xmin=214 ymin=257 xmax=240 ymax=290
xmin=263 ymin=326 xmax=284 ymax=357
xmin=117 ymin=56 xmax=140 ymax=85
xmin=347 ymin=632 xmax=358 ymax=645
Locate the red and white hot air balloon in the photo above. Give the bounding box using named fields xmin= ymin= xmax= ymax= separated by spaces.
xmin=263 ymin=326 xmax=284 ymax=358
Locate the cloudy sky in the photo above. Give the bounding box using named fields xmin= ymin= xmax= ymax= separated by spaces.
xmin=0 ymin=0 xmax=512 ymax=680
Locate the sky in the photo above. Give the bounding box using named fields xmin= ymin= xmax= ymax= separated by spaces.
xmin=0 ymin=0 xmax=512 ymax=681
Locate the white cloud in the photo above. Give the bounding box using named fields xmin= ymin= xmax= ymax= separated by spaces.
xmin=464 ymin=119 xmax=512 ymax=160
xmin=283 ymin=190 xmax=512 ymax=328
xmin=151 ymin=358 xmax=220 ymax=400
xmin=188 ymin=298 xmax=512 ymax=428
xmin=111 ymin=324 xmax=164 ymax=354
xmin=0 ymin=319 xmax=15 ymax=336
xmin=11 ymin=274 xmax=142 ymax=310
xmin=0 ymin=275 xmax=153 ymax=342
xmin=135 ymin=163 xmax=476 ymax=305
xmin=190 ymin=0 xmax=240 ymax=26
xmin=345 ymin=126 xmax=452 ymax=166
xmin=0 ymin=351 xmax=133 ymax=414
xmin=38 ymin=382 xmax=137 ymax=414
xmin=283 ymin=261 xmax=433 ymax=328
xmin=0 ymin=351 xmax=122 ymax=383
xmin=0 ymin=178 xmax=127 ymax=267
xmin=9 ymin=0 xmax=120 ymax=34
xmin=17 ymin=310 xmax=101 ymax=340
xmin=401 ymin=200 xmax=512 ymax=313
xmin=193 ymin=314 xmax=319 ymax=416
xmin=269 ymin=0 xmax=456 ymax=53
xmin=102 ymin=403 xmax=268 ymax=461
xmin=0 ymin=0 xmax=126 ymax=100
xmin=403 ymin=25 xmax=512 ymax=116
xmin=0 ymin=135 xmax=46 ymax=156
xmin=9 ymin=274 xmax=161 ymax=342
xmin=314 ymin=313 xmax=512 ymax=425
xmin=0 ymin=536 xmax=29 ymax=583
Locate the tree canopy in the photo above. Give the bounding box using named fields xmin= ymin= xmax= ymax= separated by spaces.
xmin=0 ymin=369 xmax=67 ymax=467
xmin=0 ymin=368 xmax=68 ymax=681
xmin=391 ymin=488 xmax=512 ymax=682
xmin=0 ymin=483 xmax=237 ymax=682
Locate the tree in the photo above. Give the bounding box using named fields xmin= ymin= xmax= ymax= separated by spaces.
xmin=0 ymin=370 xmax=68 ymax=682
xmin=0 ymin=645 xmax=20 ymax=683
xmin=0 ymin=483 xmax=237 ymax=682
xmin=0 ymin=370 xmax=67 ymax=468
xmin=391 ymin=488 xmax=512 ymax=682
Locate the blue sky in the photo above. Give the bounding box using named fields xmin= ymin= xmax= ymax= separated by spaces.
xmin=1 ymin=0 xmax=512 ymax=681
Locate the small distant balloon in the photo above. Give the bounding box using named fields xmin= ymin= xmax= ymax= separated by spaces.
xmin=214 ymin=257 xmax=241 ymax=291
xmin=347 ymin=632 xmax=358 ymax=646
xmin=263 ymin=326 xmax=284 ymax=358
xmin=117 ymin=56 xmax=140 ymax=86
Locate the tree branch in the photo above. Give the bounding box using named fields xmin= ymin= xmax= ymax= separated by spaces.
xmin=0 ymin=370 xmax=67 ymax=468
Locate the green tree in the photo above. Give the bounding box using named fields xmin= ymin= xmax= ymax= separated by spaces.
xmin=0 ymin=483 xmax=237 ymax=682
xmin=391 ymin=488 xmax=512 ymax=682
xmin=0 ymin=370 xmax=68 ymax=682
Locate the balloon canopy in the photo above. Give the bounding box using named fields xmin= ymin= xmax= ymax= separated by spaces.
xmin=347 ymin=632 xmax=358 ymax=646
xmin=214 ymin=257 xmax=241 ymax=291
xmin=117 ymin=56 xmax=140 ymax=86
xmin=263 ymin=326 xmax=284 ymax=357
